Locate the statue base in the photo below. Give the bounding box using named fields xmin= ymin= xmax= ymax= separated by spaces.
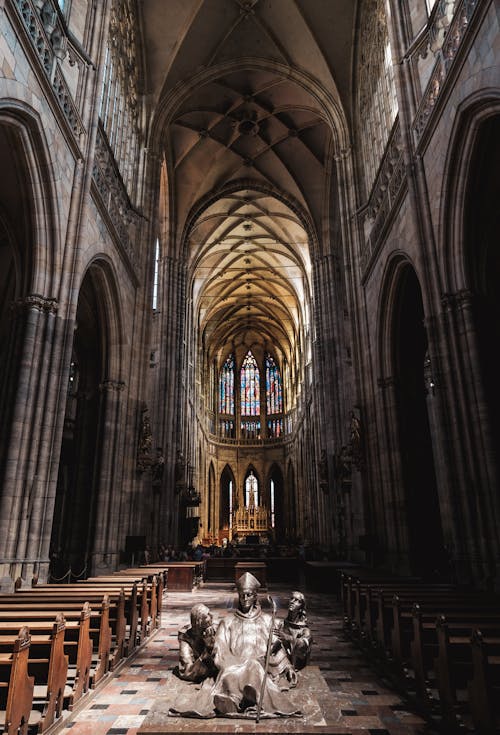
xmin=137 ymin=666 xmax=328 ymax=733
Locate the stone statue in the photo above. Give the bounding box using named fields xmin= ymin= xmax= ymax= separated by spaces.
xmin=210 ymin=572 xmax=300 ymax=717
xmin=170 ymin=572 xmax=301 ymax=719
xmin=274 ymin=591 xmax=312 ymax=670
xmin=175 ymin=603 xmax=217 ymax=683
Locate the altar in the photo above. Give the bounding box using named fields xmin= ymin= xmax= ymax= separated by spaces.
xmin=232 ymin=502 xmax=269 ymax=536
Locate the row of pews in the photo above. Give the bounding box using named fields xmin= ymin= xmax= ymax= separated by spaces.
xmin=341 ymin=569 xmax=500 ymax=733
xmin=0 ymin=563 xmax=173 ymax=735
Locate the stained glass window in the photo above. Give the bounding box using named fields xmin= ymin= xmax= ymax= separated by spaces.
xmin=245 ymin=471 xmax=258 ymax=507
xmin=219 ymin=354 xmax=235 ymax=414
xmin=267 ymin=418 xmax=283 ymax=438
xmin=241 ymin=351 xmax=260 ymax=416
xmin=265 ymin=353 xmax=283 ymax=415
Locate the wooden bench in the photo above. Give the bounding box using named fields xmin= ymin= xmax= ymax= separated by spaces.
xmin=2 ymin=594 xmax=114 ymax=682
xmin=390 ymin=594 xmax=499 ymax=669
xmin=468 ymin=629 xmax=500 ymax=734
xmin=433 ymin=615 xmax=500 ymax=729
xmin=16 ymin=579 xmax=150 ymax=655
xmin=1 ymin=590 xmax=126 ymax=670
xmin=0 ymin=626 xmax=41 ymax=735
xmin=0 ymin=566 xmax=167 ymax=730
xmin=0 ymin=614 xmax=68 ymax=732
xmin=0 ymin=603 xmax=92 ymax=709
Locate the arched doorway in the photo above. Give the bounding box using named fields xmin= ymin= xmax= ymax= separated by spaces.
xmin=0 ymin=123 xmax=33 ymax=478
xmin=268 ymin=463 xmax=285 ymax=541
xmin=50 ymin=266 xmax=108 ymax=578
xmin=393 ymin=266 xmax=444 ymax=577
xmin=464 ymin=114 xmax=500 ymax=472
xmin=206 ymin=462 xmax=215 ymax=542
xmin=219 ymin=464 xmax=235 ymax=544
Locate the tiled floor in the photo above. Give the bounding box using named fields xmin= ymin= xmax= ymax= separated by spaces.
xmin=60 ymin=582 xmax=437 ymax=735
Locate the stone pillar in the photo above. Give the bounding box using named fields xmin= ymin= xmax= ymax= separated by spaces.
xmin=375 ymin=375 xmax=412 ymax=573
xmin=0 ymin=294 xmax=59 ymax=583
xmin=91 ymin=379 xmax=126 ymax=574
xmin=157 ymin=255 xmax=186 ymax=545
xmin=435 ymin=290 xmax=500 ymax=584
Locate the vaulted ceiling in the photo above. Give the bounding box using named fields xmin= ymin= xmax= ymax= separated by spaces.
xmin=141 ymin=0 xmax=357 ymax=366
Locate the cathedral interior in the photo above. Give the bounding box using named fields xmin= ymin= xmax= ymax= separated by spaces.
xmin=2 ymin=2 xmax=500 ymax=734
xmin=0 ymin=0 xmax=499 ymax=592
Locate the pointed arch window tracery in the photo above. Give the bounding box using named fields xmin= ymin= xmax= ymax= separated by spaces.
xmin=219 ymin=353 xmax=235 ymax=438
xmin=240 ymin=351 xmax=260 ymax=416
xmin=219 ymin=354 xmax=235 ymax=415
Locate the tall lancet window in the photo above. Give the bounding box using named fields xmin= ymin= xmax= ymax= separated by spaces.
xmin=241 ymin=351 xmax=260 ymax=416
xmin=219 ymin=354 xmax=235 ymax=438
xmin=266 ymin=353 xmax=283 ymax=414
xmin=245 ymin=471 xmax=259 ymax=507
xmin=266 ymin=353 xmax=283 ymax=437
xmin=219 ymin=354 xmax=235 ymax=414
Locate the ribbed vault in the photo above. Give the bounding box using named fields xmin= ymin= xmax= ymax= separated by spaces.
xmin=189 ymin=186 xmax=311 ymax=366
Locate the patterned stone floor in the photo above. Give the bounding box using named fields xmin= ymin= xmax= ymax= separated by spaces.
xmin=60 ymin=582 xmax=438 ymax=735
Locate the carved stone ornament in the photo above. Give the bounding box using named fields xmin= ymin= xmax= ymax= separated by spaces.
xmin=136 ymin=404 xmax=153 ymax=471
xmin=348 ymin=410 xmax=363 ymax=470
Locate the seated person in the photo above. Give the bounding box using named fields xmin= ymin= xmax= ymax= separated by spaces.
xmin=211 ymin=572 xmax=300 ymax=717
xmin=175 ymin=603 xmax=217 ymax=682
xmin=274 ymin=591 xmax=312 ymax=670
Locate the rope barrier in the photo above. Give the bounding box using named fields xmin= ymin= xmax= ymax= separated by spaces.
xmin=70 ymin=564 xmax=87 ymax=581
xmin=48 ymin=568 xmax=72 ymax=582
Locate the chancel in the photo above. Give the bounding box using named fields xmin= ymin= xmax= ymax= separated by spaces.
xmin=1 ymin=0 xmax=500 ymax=733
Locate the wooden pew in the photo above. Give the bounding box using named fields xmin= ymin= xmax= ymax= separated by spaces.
xmin=354 ymin=581 xmax=454 ymax=646
xmin=1 ymin=594 xmax=113 ymax=683
xmin=434 ymin=616 xmax=500 ymax=729
xmin=468 ymin=629 xmax=500 ymax=734
xmin=390 ymin=595 xmax=499 ymax=672
xmin=0 ymin=614 xmax=68 ymax=732
xmin=0 ymin=604 xmax=92 ymax=709
xmin=0 ymin=569 xmax=165 ymax=731
xmin=0 ymin=626 xmax=41 ymax=735
xmin=14 ymin=581 xmax=143 ymax=657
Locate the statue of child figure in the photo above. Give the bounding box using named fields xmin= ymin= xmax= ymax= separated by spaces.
xmin=274 ymin=591 xmax=312 ymax=670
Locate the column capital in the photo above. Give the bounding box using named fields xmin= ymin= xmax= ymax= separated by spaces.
xmin=12 ymin=294 xmax=59 ymax=314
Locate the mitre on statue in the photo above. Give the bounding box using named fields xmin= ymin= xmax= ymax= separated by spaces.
xmin=236 ymin=571 xmax=261 ymax=592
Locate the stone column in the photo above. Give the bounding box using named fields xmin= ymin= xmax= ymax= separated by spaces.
xmin=0 ymin=294 xmax=59 ymax=583
xmin=435 ymin=290 xmax=500 ymax=584
xmin=157 ymin=255 xmax=186 ymax=545
xmin=91 ymin=379 xmax=126 ymax=574
xmin=375 ymin=375 xmax=411 ymax=573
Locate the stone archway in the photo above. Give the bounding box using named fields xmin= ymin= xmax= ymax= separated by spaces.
xmin=219 ymin=464 xmax=236 ymax=544
xmin=464 ymin=114 xmax=500 ymax=474
xmin=392 ymin=266 xmax=445 ymax=577
xmin=268 ymin=463 xmax=285 ymax=542
xmin=50 ymin=260 xmax=123 ymax=578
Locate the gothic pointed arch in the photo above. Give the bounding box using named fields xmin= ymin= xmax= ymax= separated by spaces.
xmin=0 ymin=104 xmax=60 ymax=567
xmin=267 ymin=462 xmax=284 ymax=540
xmin=51 ymin=258 xmax=125 ymax=577
xmin=207 ymin=461 xmax=216 ymax=536
xmin=219 ymin=464 xmax=236 ymax=539
xmin=381 ymin=262 xmax=444 ymax=577
xmin=441 ymin=95 xmax=500 ymax=475
xmin=243 ymin=465 xmax=261 ymax=508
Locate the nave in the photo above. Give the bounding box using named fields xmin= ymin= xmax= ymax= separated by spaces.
xmin=64 ymin=582 xmax=431 ymax=735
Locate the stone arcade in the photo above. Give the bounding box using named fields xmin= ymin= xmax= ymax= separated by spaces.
xmin=0 ymin=0 xmax=500 ymax=713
